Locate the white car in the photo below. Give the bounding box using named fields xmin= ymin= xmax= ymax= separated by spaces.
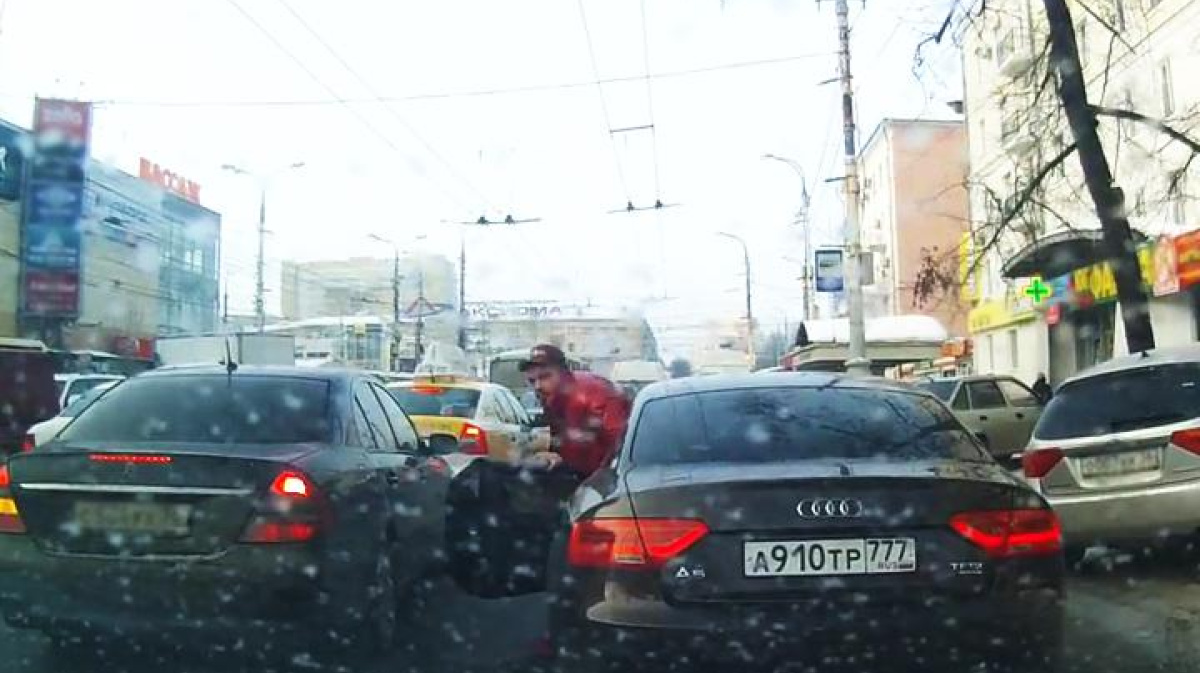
xmin=27 ymin=379 xmax=121 ymax=448
xmin=54 ymin=373 xmax=124 ymax=409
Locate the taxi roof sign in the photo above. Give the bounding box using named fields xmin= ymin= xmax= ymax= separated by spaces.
xmin=411 ymin=373 xmax=478 ymax=385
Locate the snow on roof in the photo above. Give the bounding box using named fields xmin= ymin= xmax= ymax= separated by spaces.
xmin=801 ymin=315 xmax=948 ymax=344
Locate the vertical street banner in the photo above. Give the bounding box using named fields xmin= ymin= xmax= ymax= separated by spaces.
xmin=20 ymin=98 xmax=92 ymax=319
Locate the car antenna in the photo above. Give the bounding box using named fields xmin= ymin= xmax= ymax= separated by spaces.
xmin=223 ymin=337 xmax=238 ymax=377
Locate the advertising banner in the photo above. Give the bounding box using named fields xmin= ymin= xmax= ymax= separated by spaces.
xmin=0 ymin=122 xmax=27 ymax=201
xmin=814 ymin=248 xmax=845 ymax=293
xmin=1176 ymin=230 xmax=1200 ymax=290
xmin=20 ymin=98 xmax=92 ymax=319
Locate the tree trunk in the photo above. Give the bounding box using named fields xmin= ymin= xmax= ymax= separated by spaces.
xmin=1042 ymin=0 xmax=1155 ymax=353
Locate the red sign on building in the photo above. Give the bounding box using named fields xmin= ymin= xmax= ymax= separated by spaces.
xmin=21 ymin=270 xmax=80 ymax=316
xmin=139 ymin=158 xmax=202 ymax=204
xmin=1176 ymin=230 xmax=1200 ymax=289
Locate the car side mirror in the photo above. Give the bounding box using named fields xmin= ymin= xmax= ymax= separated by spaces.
xmin=529 ymin=413 xmax=549 ymax=428
xmin=417 ymin=437 xmax=432 ymax=456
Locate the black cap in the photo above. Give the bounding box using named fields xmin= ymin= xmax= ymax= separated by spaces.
xmin=518 ymin=344 xmax=568 ymax=372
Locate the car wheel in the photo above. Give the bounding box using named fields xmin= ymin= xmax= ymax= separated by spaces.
xmin=1065 ymin=544 xmax=1090 ymax=570
xmin=318 ymin=550 xmax=398 ymax=663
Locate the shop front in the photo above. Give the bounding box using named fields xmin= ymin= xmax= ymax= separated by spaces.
xmin=965 ymin=290 xmax=1040 ymax=384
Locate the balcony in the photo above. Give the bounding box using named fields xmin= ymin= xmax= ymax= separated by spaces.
xmin=996 ymin=28 xmax=1034 ymax=77
xmin=1001 ymin=115 xmax=1036 ymax=156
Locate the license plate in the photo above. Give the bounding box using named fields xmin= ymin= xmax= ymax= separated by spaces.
xmin=744 ymin=538 xmax=917 ymax=577
xmin=1079 ymin=449 xmax=1161 ymax=478
xmin=73 ymin=502 xmax=192 ymax=535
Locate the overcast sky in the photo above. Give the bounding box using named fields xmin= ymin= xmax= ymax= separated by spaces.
xmin=0 ymin=0 xmax=962 ymax=359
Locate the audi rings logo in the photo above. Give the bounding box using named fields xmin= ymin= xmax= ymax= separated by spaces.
xmin=796 ymin=498 xmax=864 ymax=518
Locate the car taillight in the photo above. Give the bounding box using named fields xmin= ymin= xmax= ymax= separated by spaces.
xmin=0 ymin=464 xmax=25 ymax=535
xmin=269 ymin=471 xmax=314 ymax=498
xmin=567 ymin=518 xmax=708 ymax=569
xmin=1171 ymin=428 xmax=1200 ymax=455
xmin=459 ymin=423 xmax=490 ymax=456
xmin=950 ymin=509 xmax=1061 ymax=558
xmin=240 ymin=519 xmax=317 ymax=543
xmin=243 ymin=469 xmax=322 ymax=544
xmin=1022 ymin=447 xmax=1064 ymax=479
xmin=20 ymin=435 xmax=34 ymax=452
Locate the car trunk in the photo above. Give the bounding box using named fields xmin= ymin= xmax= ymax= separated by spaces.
xmin=9 ymin=442 xmax=321 ymax=558
xmin=625 ymin=459 xmax=1024 ymax=604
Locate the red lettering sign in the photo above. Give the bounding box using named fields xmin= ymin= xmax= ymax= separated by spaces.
xmin=139 ymin=158 xmax=202 ymax=204
xmin=1176 ymin=230 xmax=1200 ymax=289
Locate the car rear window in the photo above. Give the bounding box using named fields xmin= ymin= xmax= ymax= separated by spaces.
xmin=1034 ymin=363 xmax=1200 ymax=440
xmin=630 ymin=386 xmax=988 ymax=465
xmin=389 ymin=386 xmax=481 ymax=418
xmin=915 ymin=379 xmax=956 ymax=401
xmin=58 ymin=375 xmax=333 ymax=445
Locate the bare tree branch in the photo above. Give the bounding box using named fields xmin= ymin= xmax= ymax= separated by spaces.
xmin=1075 ymin=0 xmax=1136 ymax=53
xmin=1091 ymin=105 xmax=1200 ymax=154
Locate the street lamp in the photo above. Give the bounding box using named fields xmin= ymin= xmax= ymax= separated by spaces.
xmin=221 ymin=161 xmax=306 ymax=333
xmin=716 ymin=231 xmax=755 ymax=368
xmin=763 ymin=153 xmax=815 ymax=321
xmin=368 ymin=233 xmax=428 ymax=370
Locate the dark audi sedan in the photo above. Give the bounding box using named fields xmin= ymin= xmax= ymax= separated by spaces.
xmin=0 ymin=366 xmax=450 ymax=658
xmin=462 ymin=373 xmax=1065 ymax=672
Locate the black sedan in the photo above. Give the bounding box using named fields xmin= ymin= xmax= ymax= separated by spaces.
xmin=0 ymin=366 xmax=450 ymax=659
xmin=455 ymin=373 xmax=1065 ymax=672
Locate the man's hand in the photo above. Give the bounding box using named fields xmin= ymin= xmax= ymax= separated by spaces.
xmin=529 ymin=451 xmax=564 ymax=470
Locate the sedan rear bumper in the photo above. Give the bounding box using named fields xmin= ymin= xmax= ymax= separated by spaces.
xmin=1044 ymin=478 xmax=1200 ymax=544
xmin=560 ymin=587 xmax=1063 ymax=666
xmin=0 ymin=534 xmax=323 ymax=635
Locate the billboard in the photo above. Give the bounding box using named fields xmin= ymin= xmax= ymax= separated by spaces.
xmin=139 ymin=157 xmax=202 ymax=204
xmin=814 ymin=248 xmax=845 ymax=293
xmin=20 ymin=98 xmax=92 ymax=319
xmin=0 ymin=122 xmax=28 ymax=201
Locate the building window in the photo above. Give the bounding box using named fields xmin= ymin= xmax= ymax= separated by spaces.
xmin=1159 ymin=59 xmax=1175 ymax=116
xmin=1113 ymin=0 xmax=1126 ymax=30
xmin=1169 ymin=169 xmax=1188 ymax=228
xmin=1008 ymin=329 xmax=1019 ymax=368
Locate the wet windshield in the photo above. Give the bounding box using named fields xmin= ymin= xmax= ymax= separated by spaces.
xmin=0 ymin=1 xmax=1192 ymax=672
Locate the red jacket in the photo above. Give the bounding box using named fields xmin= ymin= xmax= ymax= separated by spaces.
xmin=543 ymin=372 xmax=631 ymax=477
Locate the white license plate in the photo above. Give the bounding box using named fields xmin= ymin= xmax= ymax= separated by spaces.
xmin=1079 ymin=449 xmax=1161 ymax=478
xmin=744 ymin=538 xmax=917 ymax=577
xmin=73 ymin=502 xmax=192 ymax=535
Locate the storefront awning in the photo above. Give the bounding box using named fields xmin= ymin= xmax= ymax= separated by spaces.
xmin=1001 ymin=228 xmax=1149 ymax=279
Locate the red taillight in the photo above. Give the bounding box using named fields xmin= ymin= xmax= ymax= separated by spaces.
xmin=459 ymin=423 xmax=490 ymax=456
xmin=950 ymin=509 xmax=1062 ymax=558
xmin=567 ymin=518 xmax=708 ymax=569
xmin=240 ymin=519 xmax=317 ymax=543
xmin=1022 ymin=448 xmax=1064 ymax=479
xmin=1171 ymin=428 xmax=1200 ymax=455
xmin=20 ymin=435 xmax=35 ymax=452
xmin=0 ymin=464 xmax=25 ymax=534
xmin=88 ymin=454 xmax=173 ymax=464
xmin=269 ymin=471 xmax=313 ymax=498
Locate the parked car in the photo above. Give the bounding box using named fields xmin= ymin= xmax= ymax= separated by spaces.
xmin=0 ymin=366 xmax=451 ymax=657
xmin=25 ymin=379 xmax=121 ymax=449
xmin=448 ymin=373 xmax=1064 ymax=671
xmin=53 ymin=373 xmax=124 ymax=409
xmin=915 ymin=374 xmax=1044 ymax=461
xmin=1023 ymin=345 xmax=1200 ymax=565
xmin=0 ymin=339 xmax=59 ymax=455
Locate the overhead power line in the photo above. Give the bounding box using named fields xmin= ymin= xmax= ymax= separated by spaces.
xmin=222 ymin=0 xmax=478 ymax=212
xmin=273 ymin=0 xmax=493 ymax=210
xmin=576 ymin=0 xmax=631 ymax=204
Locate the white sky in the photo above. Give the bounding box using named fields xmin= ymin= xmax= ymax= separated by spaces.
xmin=0 ymin=0 xmax=961 ymax=359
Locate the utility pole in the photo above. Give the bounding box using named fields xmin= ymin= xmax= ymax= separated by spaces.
xmin=457 ymin=235 xmax=467 ymax=350
xmin=1042 ymin=0 xmax=1154 ymax=352
xmin=414 ymin=268 xmax=426 ymax=362
xmin=391 ymin=248 xmax=401 ymax=371
xmin=254 ymin=188 xmax=267 ymax=333
xmin=830 ymin=0 xmax=870 ymax=375
xmin=718 ymin=232 xmax=755 ymax=368
xmin=764 ymin=154 xmax=815 ymax=320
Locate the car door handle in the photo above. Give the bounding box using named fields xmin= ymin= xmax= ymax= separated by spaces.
xmin=386 ymin=471 xmax=402 ymax=485
xmin=979 ymin=415 xmax=988 ymax=421
xmin=1015 ymin=412 xmax=1025 ymax=419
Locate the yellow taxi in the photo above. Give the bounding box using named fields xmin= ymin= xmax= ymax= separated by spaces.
xmin=385 ymin=374 xmax=539 ymax=464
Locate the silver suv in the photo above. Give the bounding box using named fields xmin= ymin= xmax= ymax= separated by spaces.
xmin=1023 ymin=345 xmax=1200 ymax=564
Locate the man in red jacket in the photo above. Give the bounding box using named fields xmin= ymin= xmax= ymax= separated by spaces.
xmin=520 ymin=344 xmax=631 ymax=480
